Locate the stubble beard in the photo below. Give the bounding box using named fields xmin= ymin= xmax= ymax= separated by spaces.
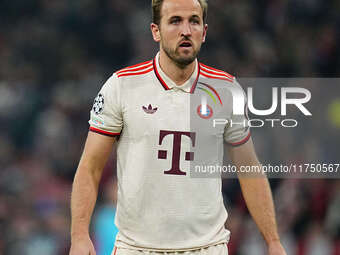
xmin=162 ymin=41 xmax=201 ymax=68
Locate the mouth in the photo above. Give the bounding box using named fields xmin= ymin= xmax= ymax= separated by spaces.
xmin=179 ymin=41 xmax=193 ymax=48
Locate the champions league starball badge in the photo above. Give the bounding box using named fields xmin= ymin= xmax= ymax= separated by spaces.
xmin=92 ymin=93 xmax=104 ymax=115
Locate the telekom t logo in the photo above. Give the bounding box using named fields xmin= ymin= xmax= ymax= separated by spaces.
xmin=158 ymin=130 xmax=196 ymax=175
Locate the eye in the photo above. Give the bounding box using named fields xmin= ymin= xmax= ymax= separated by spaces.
xmin=170 ymin=18 xmax=181 ymax=24
xmin=190 ymin=19 xmax=200 ymax=25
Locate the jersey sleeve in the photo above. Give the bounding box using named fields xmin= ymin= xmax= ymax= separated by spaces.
xmin=88 ymin=74 xmax=123 ymax=136
xmin=224 ymin=79 xmax=251 ymax=146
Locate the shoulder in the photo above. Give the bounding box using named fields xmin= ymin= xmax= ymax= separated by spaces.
xmin=199 ymin=62 xmax=235 ymax=84
xmin=198 ymin=63 xmax=245 ymax=97
xmin=101 ymin=60 xmax=154 ymax=95
xmin=114 ymin=60 xmax=154 ymax=79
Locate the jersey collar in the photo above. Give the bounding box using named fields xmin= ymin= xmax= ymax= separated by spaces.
xmin=153 ymin=52 xmax=200 ymax=93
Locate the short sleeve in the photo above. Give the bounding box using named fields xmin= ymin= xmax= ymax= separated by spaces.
xmin=88 ymin=74 xmax=123 ymax=136
xmin=224 ymin=79 xmax=251 ymax=146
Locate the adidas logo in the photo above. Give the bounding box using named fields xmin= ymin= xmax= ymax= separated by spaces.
xmin=142 ymin=104 xmax=158 ymax=114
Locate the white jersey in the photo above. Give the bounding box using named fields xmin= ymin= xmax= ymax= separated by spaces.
xmin=89 ymin=53 xmax=250 ymax=251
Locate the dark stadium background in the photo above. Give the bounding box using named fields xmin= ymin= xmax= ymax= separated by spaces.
xmin=0 ymin=0 xmax=339 ymax=254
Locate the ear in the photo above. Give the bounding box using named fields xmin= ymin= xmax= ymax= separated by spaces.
xmin=202 ymin=24 xmax=208 ymax=43
xmin=151 ymin=23 xmax=161 ymax=42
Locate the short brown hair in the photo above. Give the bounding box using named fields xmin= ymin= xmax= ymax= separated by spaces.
xmin=152 ymin=0 xmax=208 ymax=25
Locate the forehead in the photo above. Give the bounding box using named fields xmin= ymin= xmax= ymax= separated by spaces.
xmin=161 ymin=0 xmax=203 ymax=19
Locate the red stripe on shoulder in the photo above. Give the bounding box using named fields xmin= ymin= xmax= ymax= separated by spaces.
xmin=200 ymin=71 xmax=234 ymax=83
xmin=89 ymin=127 xmax=120 ymax=137
xmin=117 ymin=62 xmax=153 ymax=75
xmin=117 ymin=67 xmax=153 ymax=78
xmin=117 ymin=60 xmax=152 ymax=73
xmin=200 ymin=63 xmax=234 ymax=79
xmin=200 ymin=66 xmax=234 ymax=80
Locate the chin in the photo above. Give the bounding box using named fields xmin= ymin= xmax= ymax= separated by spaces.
xmin=177 ymin=49 xmax=196 ymax=59
xmin=175 ymin=56 xmax=196 ymax=66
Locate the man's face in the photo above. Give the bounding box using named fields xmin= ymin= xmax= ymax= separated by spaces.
xmin=152 ymin=0 xmax=208 ymax=66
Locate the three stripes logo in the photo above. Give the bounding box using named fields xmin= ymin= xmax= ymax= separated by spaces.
xmin=197 ymin=82 xmax=223 ymax=119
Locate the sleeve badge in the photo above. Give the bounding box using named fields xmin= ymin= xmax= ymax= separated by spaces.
xmin=92 ymin=93 xmax=104 ymax=115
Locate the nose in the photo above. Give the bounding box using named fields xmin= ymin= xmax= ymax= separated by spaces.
xmin=181 ymin=21 xmax=192 ymax=37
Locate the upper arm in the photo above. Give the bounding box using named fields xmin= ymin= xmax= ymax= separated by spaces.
xmin=81 ymin=74 xmax=122 ymax=181
xmin=227 ymin=138 xmax=266 ymax=180
xmin=77 ymin=131 xmax=116 ymax=182
xmin=226 ymin=137 xmax=259 ymax=169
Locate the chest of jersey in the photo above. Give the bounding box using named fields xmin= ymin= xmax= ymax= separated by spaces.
xmin=118 ymin=77 xmax=233 ymax=177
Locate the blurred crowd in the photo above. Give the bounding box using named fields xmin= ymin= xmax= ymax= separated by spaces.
xmin=0 ymin=0 xmax=340 ymax=254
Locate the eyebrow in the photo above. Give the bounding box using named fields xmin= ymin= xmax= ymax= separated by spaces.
xmin=169 ymin=15 xmax=181 ymax=20
xmin=190 ymin=15 xmax=200 ymax=19
xmin=169 ymin=14 xmax=201 ymax=20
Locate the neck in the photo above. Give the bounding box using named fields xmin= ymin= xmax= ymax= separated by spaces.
xmin=158 ymin=49 xmax=196 ymax=86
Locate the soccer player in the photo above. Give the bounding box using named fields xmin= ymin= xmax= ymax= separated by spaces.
xmin=69 ymin=0 xmax=287 ymax=254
